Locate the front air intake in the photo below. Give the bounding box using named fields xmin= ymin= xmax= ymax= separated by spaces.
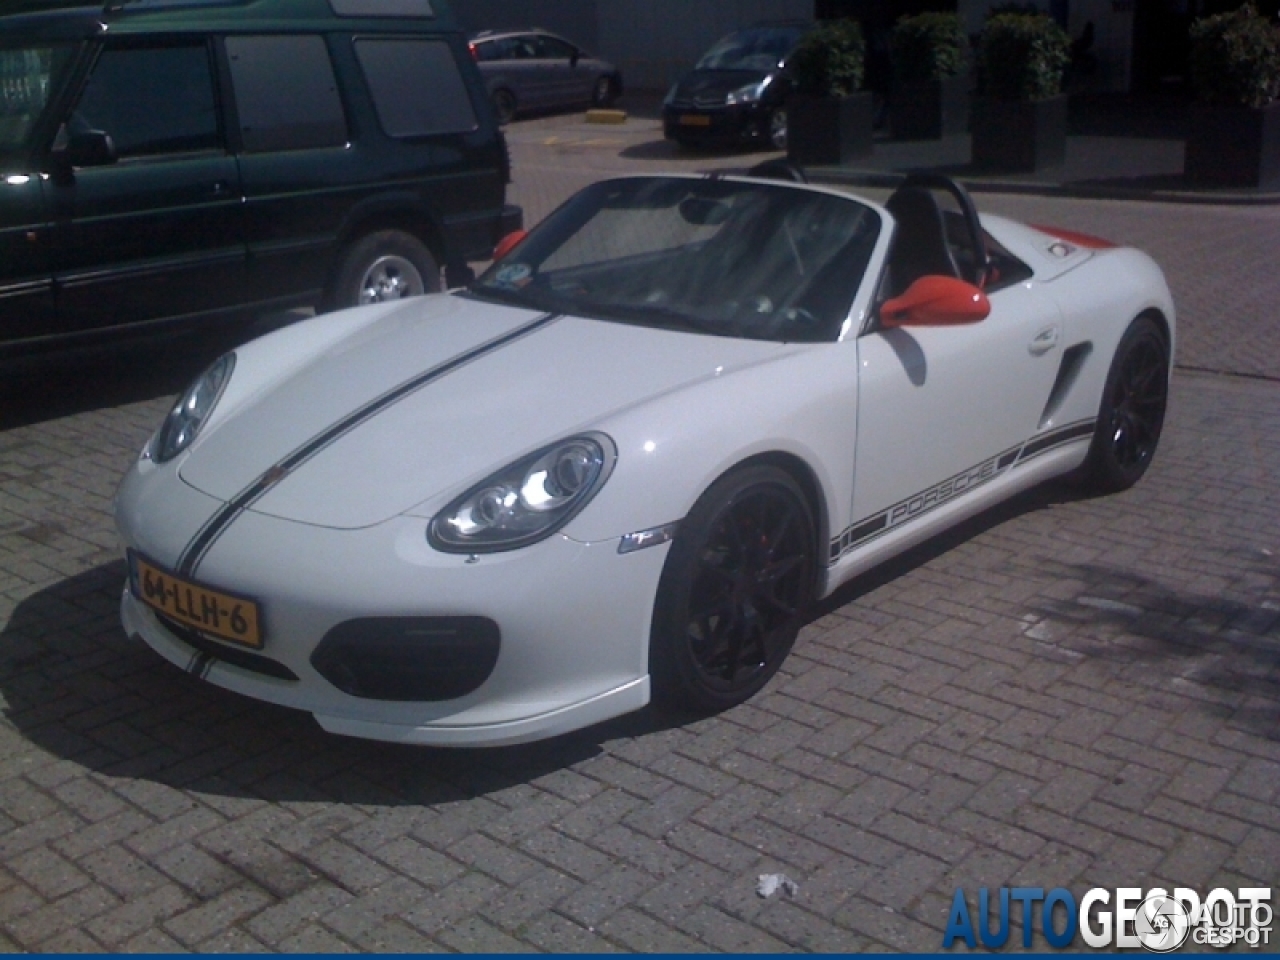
xmin=311 ymin=616 xmax=500 ymax=701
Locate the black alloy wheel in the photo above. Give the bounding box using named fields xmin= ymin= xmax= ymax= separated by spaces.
xmin=650 ymin=465 xmax=816 ymax=713
xmin=1083 ymin=315 xmax=1169 ymax=493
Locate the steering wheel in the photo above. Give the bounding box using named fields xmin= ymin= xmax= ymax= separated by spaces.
xmin=889 ymin=174 xmax=990 ymax=288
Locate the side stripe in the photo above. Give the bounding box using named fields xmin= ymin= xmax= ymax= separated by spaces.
xmin=176 ymin=312 xmax=561 ymax=577
xmin=829 ymin=418 xmax=1095 ymax=563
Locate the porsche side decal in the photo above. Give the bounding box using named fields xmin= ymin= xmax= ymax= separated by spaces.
xmin=177 ymin=312 xmax=562 ymax=577
xmin=829 ymin=418 xmax=1096 ymax=563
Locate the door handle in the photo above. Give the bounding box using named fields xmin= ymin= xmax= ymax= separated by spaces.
xmin=1028 ymin=325 xmax=1059 ymax=356
xmin=210 ymin=180 xmax=229 ymax=197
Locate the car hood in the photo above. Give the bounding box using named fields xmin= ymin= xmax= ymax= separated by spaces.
xmin=179 ymin=293 xmax=790 ymax=529
xmin=672 ymin=68 xmax=769 ymax=102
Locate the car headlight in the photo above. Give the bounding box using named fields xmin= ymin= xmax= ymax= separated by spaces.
xmin=150 ymin=352 xmax=235 ymax=463
xmin=429 ymin=433 xmax=616 ymax=553
xmin=726 ymin=79 xmax=768 ymax=105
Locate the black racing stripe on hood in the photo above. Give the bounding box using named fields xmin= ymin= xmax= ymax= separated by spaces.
xmin=176 ymin=312 xmax=562 ymax=577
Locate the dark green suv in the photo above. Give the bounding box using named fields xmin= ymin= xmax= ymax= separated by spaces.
xmin=0 ymin=0 xmax=521 ymax=357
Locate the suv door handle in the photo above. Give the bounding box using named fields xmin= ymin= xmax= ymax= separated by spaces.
xmin=1028 ymin=325 xmax=1059 ymax=356
xmin=210 ymin=180 xmax=229 ymax=197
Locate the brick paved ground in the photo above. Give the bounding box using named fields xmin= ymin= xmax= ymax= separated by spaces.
xmin=0 ymin=108 xmax=1275 ymax=951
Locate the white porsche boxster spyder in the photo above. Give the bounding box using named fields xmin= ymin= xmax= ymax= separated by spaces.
xmin=115 ymin=171 xmax=1174 ymax=746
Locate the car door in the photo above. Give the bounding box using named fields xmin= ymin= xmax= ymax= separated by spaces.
xmin=0 ymin=166 xmax=53 ymax=349
xmin=222 ymin=32 xmax=351 ymax=305
xmin=531 ymin=34 xmax=587 ymax=106
xmin=0 ymin=44 xmax=62 ymax=347
xmin=48 ymin=37 xmax=246 ymax=335
xmin=849 ymin=280 xmax=1065 ymax=538
xmin=504 ymin=34 xmax=553 ymax=108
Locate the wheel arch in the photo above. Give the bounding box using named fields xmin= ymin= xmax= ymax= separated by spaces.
xmin=328 ymin=198 xmax=448 ymax=288
xmin=1137 ymin=305 xmax=1172 ymax=352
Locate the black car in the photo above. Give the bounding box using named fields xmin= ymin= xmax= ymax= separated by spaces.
xmin=0 ymin=0 xmax=522 ymax=360
xmin=662 ymin=22 xmax=808 ymax=150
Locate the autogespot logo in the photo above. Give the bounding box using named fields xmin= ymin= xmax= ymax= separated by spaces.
xmin=943 ymin=886 xmax=1273 ymax=951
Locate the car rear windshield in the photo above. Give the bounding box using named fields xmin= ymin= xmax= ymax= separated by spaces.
xmin=0 ymin=43 xmax=75 ymax=157
xmin=470 ymin=176 xmax=880 ymax=343
xmin=695 ymin=26 xmax=805 ymax=71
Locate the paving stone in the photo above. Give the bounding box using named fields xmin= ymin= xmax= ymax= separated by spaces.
xmin=161 ymin=884 xmax=273 ymax=947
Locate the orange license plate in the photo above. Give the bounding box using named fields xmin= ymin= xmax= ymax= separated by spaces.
xmin=130 ymin=552 xmax=263 ymax=649
xmin=678 ymin=114 xmax=711 ymax=127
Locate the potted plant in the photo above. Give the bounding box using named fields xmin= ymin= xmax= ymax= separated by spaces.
xmin=889 ymin=12 xmax=969 ymax=140
xmin=1185 ymin=3 xmax=1280 ymax=189
xmin=971 ymin=12 xmax=1070 ymax=171
xmin=786 ymin=18 xmax=873 ymax=166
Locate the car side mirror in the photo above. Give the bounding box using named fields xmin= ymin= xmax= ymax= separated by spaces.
xmin=880 ymin=275 xmax=990 ymax=328
xmin=492 ymin=229 xmax=528 ymax=261
xmin=65 ymin=130 xmax=118 ymax=168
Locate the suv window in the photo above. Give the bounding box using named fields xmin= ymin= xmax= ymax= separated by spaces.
xmin=226 ymin=35 xmax=347 ymax=152
xmin=74 ymin=42 xmax=220 ymax=157
xmin=354 ymin=38 xmax=476 ymax=137
xmin=0 ymin=45 xmax=75 ymax=156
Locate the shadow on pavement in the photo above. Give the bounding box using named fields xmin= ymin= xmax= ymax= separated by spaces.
xmin=0 ymin=559 xmax=690 ymax=806
xmin=5 ymin=472 xmax=1274 ymax=808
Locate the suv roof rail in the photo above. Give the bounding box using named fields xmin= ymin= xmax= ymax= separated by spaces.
xmin=103 ymin=0 xmax=248 ymax=10
xmin=101 ymin=0 xmax=439 ymax=16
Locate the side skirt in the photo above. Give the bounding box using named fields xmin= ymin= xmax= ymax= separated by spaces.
xmin=819 ymin=436 xmax=1090 ymax=598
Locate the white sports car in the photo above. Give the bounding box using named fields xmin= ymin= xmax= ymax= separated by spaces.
xmin=115 ymin=170 xmax=1174 ymax=746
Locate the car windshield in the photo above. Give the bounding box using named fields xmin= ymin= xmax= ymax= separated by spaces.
xmin=695 ymin=26 xmax=806 ymax=71
xmin=469 ymin=176 xmax=881 ymax=343
xmin=0 ymin=42 xmax=74 ymax=159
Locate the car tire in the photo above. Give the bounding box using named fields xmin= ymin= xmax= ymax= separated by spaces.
xmin=767 ymin=107 xmax=787 ymax=150
xmin=1081 ymin=314 xmax=1169 ymax=493
xmin=592 ymin=75 xmax=615 ymax=106
xmin=326 ymin=230 xmax=440 ymax=311
xmin=649 ymin=464 xmax=817 ymax=714
xmin=492 ymin=88 xmax=517 ymax=125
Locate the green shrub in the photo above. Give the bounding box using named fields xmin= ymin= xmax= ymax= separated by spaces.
xmin=977 ymin=12 xmax=1070 ymax=101
xmin=1189 ymin=3 xmax=1280 ymax=108
xmin=891 ymin=12 xmax=967 ymax=84
xmin=789 ymin=18 xmax=865 ymax=98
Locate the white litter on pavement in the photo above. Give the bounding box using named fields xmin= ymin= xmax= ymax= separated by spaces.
xmin=756 ymin=873 xmax=799 ymax=899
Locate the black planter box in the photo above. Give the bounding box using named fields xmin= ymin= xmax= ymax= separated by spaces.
xmin=971 ymin=94 xmax=1067 ymax=171
xmin=787 ymin=92 xmax=874 ymax=166
xmin=1185 ymin=99 xmax=1280 ymax=190
xmin=890 ymin=74 xmax=970 ymax=140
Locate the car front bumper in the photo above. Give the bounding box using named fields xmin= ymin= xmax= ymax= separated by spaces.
xmin=663 ymin=103 xmax=770 ymax=144
xmin=116 ymin=459 xmax=665 ymax=746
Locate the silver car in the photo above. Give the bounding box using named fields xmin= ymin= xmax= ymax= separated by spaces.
xmin=469 ymin=29 xmax=622 ymax=124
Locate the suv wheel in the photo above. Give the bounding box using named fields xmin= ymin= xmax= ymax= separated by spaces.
xmin=327 ymin=230 xmax=440 ymax=310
